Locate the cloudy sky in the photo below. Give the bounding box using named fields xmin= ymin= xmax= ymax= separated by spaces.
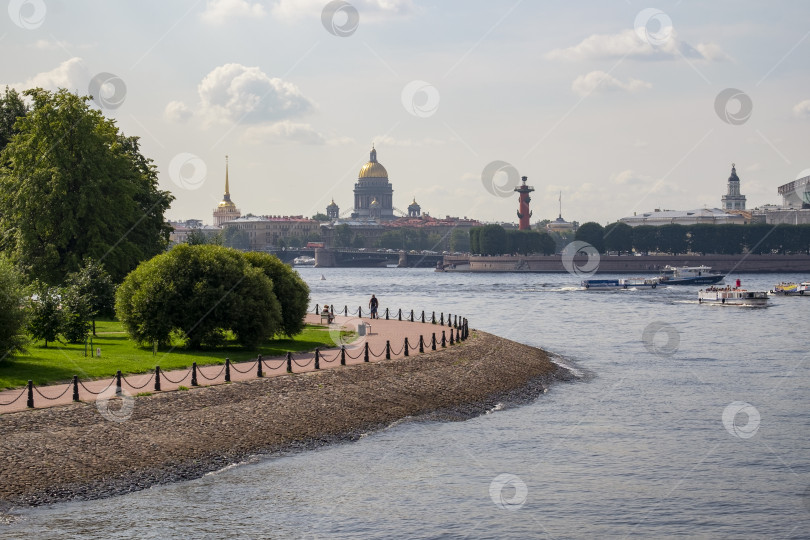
xmin=3 ymin=0 xmax=809 ymax=225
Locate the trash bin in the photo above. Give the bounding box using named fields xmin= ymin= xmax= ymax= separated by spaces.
xmin=357 ymin=323 xmax=366 ymax=337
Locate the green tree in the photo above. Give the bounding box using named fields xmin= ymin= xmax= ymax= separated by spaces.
xmin=60 ymin=284 xmax=91 ymax=344
xmin=377 ymin=230 xmax=404 ymax=250
xmin=334 ymin=224 xmax=353 ymax=248
xmin=312 ymin=212 xmax=329 ymax=221
xmin=116 ymin=245 xmax=282 ymax=348
xmin=0 ymin=89 xmax=173 ymax=284
xmin=186 ymin=229 xmax=209 ymax=246
xmin=449 ymin=228 xmax=470 ymax=252
xmin=603 ymin=222 xmax=633 ymax=254
xmin=0 ymin=87 xmax=28 ymax=153
xmin=351 ymin=235 xmax=365 ymax=249
xmin=28 ymin=283 xmax=62 ymax=348
xmin=0 ymin=257 xmax=28 ymax=359
xmin=243 ymin=251 xmax=310 ymax=337
xmin=575 ymin=222 xmax=605 ymax=253
xmin=537 ymin=232 xmax=556 ymax=255
xmin=688 ymin=224 xmax=717 ymax=255
xmin=65 ymin=258 xmax=115 ymax=336
xmin=657 ymin=224 xmax=688 ymax=254
xmin=631 ymin=226 xmax=657 ymax=254
xmin=478 ymin=224 xmax=507 ymax=255
xmin=222 ymin=226 xmax=250 ymax=250
xmin=469 ymin=227 xmax=481 ymax=254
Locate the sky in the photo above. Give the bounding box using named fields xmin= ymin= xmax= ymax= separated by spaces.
xmin=2 ymin=0 xmax=809 ymax=226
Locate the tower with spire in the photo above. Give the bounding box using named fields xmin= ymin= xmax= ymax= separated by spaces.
xmin=514 ymin=176 xmax=535 ymax=230
xmin=407 ymin=197 xmax=421 ymax=217
xmin=213 ymin=155 xmax=242 ymax=227
xmin=326 ymin=198 xmax=340 ymax=220
xmin=721 ymin=163 xmax=746 ymax=211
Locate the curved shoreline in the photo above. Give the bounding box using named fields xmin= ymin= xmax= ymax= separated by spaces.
xmin=0 ymin=330 xmax=572 ymax=511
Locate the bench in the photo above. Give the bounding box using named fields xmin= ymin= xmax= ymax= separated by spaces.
xmin=320 ymin=313 xmax=332 ymax=324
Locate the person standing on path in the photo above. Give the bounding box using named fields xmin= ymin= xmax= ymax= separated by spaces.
xmin=369 ymin=294 xmax=379 ymax=319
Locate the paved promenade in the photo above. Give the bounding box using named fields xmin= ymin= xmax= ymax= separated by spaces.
xmin=0 ymin=314 xmax=463 ymax=414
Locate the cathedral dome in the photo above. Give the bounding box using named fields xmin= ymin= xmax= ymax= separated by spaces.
xmin=358 ymin=146 xmax=388 ymax=178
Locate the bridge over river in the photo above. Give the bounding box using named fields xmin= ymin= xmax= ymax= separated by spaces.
xmin=269 ymin=248 xmax=444 ymax=268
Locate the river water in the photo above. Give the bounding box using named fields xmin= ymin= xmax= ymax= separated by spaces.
xmin=3 ymin=268 xmax=809 ymax=539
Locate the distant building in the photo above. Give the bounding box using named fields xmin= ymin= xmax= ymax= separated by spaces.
xmin=352 ymin=146 xmax=394 ymax=219
xmin=619 ymin=208 xmax=746 ymax=227
xmin=221 ymin=215 xmax=320 ymax=250
xmin=721 ymin=163 xmax=746 ymax=211
xmin=213 ymin=156 xmax=241 ymax=226
xmin=407 ymin=198 xmax=421 ymax=218
xmin=546 ymin=191 xmax=575 ymax=233
xmin=326 ymin=199 xmax=340 ymax=219
xmin=777 ymin=173 xmax=810 ymax=208
xmin=168 ymin=219 xmax=220 ymax=245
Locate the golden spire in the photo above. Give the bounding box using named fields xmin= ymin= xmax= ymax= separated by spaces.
xmin=225 ymin=155 xmax=230 ymax=197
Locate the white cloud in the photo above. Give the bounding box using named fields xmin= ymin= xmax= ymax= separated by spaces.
xmin=200 ymin=0 xmax=266 ymax=24
xmin=571 ymin=71 xmax=652 ymax=96
xmin=547 ymin=29 xmax=727 ymax=62
xmin=240 ymin=122 xmax=353 ymax=145
xmin=371 ymin=134 xmax=453 ymax=147
xmin=197 ymin=63 xmax=314 ymax=124
xmin=793 ymin=99 xmax=810 ymax=119
xmin=164 ymin=100 xmax=193 ymax=123
xmin=12 ymin=57 xmax=90 ymax=92
xmin=270 ymin=0 xmax=415 ymax=20
xmin=30 ymin=39 xmax=93 ymax=51
xmin=610 ymin=170 xmax=653 ymax=186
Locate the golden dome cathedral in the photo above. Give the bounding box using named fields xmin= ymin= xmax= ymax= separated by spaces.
xmin=358 ymin=145 xmax=388 ymax=179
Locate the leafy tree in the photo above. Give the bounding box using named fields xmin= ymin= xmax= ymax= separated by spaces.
xmin=477 ymin=224 xmax=507 ymax=255
xmin=334 ymin=224 xmax=353 ymax=247
xmin=377 ymin=230 xmax=404 ymax=250
xmin=222 ymin=226 xmax=250 ymax=250
xmin=288 ymin=236 xmax=304 ymax=248
xmin=575 ymin=222 xmax=604 ymax=253
xmin=28 ymin=283 xmax=62 ymax=348
xmin=116 ymin=244 xmax=282 ymax=348
xmin=0 ymin=257 xmax=28 ymax=359
xmin=60 ymin=284 xmax=91 ymax=344
xmin=312 ymin=212 xmax=329 ymax=221
xmin=351 ymin=235 xmax=365 ymax=248
xmin=449 ymin=228 xmax=470 ymax=252
xmin=631 ymin=226 xmax=657 ymax=254
xmin=186 ymin=229 xmax=209 ymax=245
xmin=426 ymin=233 xmax=443 ymax=251
xmin=469 ymin=227 xmax=480 ymax=254
xmin=657 ymin=224 xmax=688 ymax=254
xmin=0 ymin=87 xmax=28 ymax=153
xmin=0 ymin=89 xmax=173 ymax=284
xmin=65 ymin=258 xmax=115 ymax=335
xmin=715 ymin=224 xmax=745 ymax=255
xmin=243 ymin=251 xmax=310 ymax=337
xmin=688 ymin=224 xmax=717 ymax=255
xmin=603 ymin=222 xmax=633 ymax=254
xmin=537 ymin=232 xmax=557 ymax=255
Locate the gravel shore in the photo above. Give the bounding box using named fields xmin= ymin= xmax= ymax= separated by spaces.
xmin=0 ymin=330 xmax=571 ymax=511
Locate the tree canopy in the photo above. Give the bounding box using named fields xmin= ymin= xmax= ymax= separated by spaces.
xmin=0 ymin=257 xmax=28 ymax=359
xmin=242 ymin=251 xmax=310 ymax=337
xmin=115 ymin=245 xmax=298 ymax=349
xmin=0 ymin=89 xmax=174 ymax=284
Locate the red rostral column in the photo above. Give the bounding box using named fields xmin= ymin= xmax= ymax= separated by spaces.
xmin=514 ymin=175 xmax=535 ymax=230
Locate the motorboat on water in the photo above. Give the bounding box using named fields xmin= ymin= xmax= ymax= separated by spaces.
xmin=698 ymin=286 xmax=769 ymax=306
xmin=771 ymin=282 xmax=809 ymax=296
xmin=582 ymin=278 xmax=660 ymax=290
xmin=658 ymin=265 xmax=724 ymax=285
xmin=293 ymin=256 xmax=316 ymax=266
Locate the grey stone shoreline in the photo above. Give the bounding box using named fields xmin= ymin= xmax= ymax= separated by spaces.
xmin=0 ymin=330 xmax=574 ymax=512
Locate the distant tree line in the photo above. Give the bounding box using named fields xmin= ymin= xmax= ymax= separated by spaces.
xmin=469 ymin=225 xmax=556 ymax=256
xmin=574 ymin=221 xmax=810 ymax=255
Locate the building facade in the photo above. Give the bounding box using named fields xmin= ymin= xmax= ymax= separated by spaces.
xmin=352 ymin=146 xmax=394 ymax=219
xmin=213 ymin=156 xmax=241 ymax=226
xmin=619 ymin=208 xmax=746 ymax=227
xmin=221 ymin=215 xmax=320 ymax=250
xmin=721 ymin=163 xmax=746 ymax=211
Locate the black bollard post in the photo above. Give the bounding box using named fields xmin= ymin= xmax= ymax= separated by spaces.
xmin=404 ymin=337 xmax=409 ymax=357
xmin=116 ymin=370 xmax=122 ymax=396
xmin=441 ymin=331 xmax=446 ymax=348
xmin=398 ymin=308 xmax=402 ymax=321
xmin=419 ymin=335 xmax=424 ymax=353
xmin=257 ymin=354 xmax=263 ymax=377
xmin=432 ymin=333 xmax=437 ymax=350
xmin=72 ymin=375 xmax=80 ymax=402
xmin=341 ymin=346 xmax=346 ymax=366
xmin=432 ymin=311 xmax=436 ymax=324
xmin=314 ymin=349 xmax=320 ymax=370
xmin=421 ymin=311 xmax=425 ymax=323
xmin=450 ymin=330 xmax=455 ymax=345
xmin=454 ymin=315 xmax=458 ymax=327
xmin=385 ymin=308 xmax=389 ymax=320
xmin=385 ymin=340 xmax=391 ymax=360
xmin=224 ymin=359 xmax=230 ymax=382
xmin=448 ymin=314 xmax=453 ymax=328
xmin=410 ymin=310 xmax=414 ymax=322
xmin=315 ymin=304 xmax=319 ymax=314
xmin=191 ymin=362 xmax=198 ymax=386
xmin=456 ymin=327 xmax=461 ymax=342
xmin=364 ymin=342 xmax=369 ymax=362
xmin=155 ymin=366 xmax=162 ymax=391
xmin=287 ymin=352 xmax=293 ymax=373
xmin=344 ymin=305 xmax=348 ymax=316
xmin=440 ymin=313 xmax=444 ymax=325
xmin=359 ymin=306 xmax=363 ymax=318
xmin=27 ymin=380 xmax=33 ymax=408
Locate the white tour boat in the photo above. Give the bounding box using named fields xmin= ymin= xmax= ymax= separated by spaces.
xmin=582 ymin=278 xmax=659 ymax=290
xmin=698 ymin=287 xmax=769 ymax=306
xmin=771 ymin=282 xmax=809 ymax=296
xmin=293 ymin=256 xmax=316 ymax=266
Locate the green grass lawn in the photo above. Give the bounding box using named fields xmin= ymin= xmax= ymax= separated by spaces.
xmin=0 ymin=320 xmax=352 ymax=389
